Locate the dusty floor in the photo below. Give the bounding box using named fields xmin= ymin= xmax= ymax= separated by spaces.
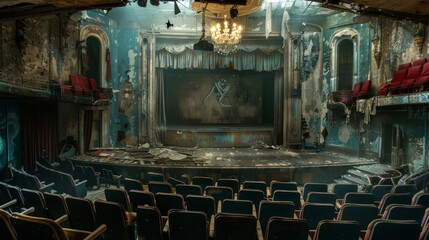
xmin=71 ymin=146 xmax=376 ymax=168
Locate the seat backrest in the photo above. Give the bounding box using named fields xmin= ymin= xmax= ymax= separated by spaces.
xmin=299 ymin=203 xmax=335 ymax=230
xmin=313 ymin=220 xmax=360 ymax=240
xmin=205 ymin=186 xmax=233 ymax=211
xmin=351 ymin=82 xmax=362 ymax=97
xmin=382 ymin=204 xmax=425 ymax=225
xmin=0 ymin=209 xmax=17 ymax=240
xmin=265 ymin=217 xmax=309 ymax=240
xmin=359 ymin=80 xmax=372 ymax=96
xmin=306 ymin=192 xmax=336 ymax=205
xmin=175 ymin=184 xmax=202 ymax=199
xmin=192 ymin=176 xmax=214 ymax=192
xmin=413 ymin=58 xmax=427 ymax=66
xmin=146 ymin=172 xmax=165 ymax=183
xmin=258 ymin=200 xmax=295 ymax=235
xmin=303 ymin=183 xmax=328 ymax=200
xmin=94 ymin=199 xmax=130 ymax=240
xmin=10 ymin=212 xmax=67 ymax=240
xmin=333 ymin=183 xmax=358 ymax=200
xmin=65 ymin=196 xmax=97 ymax=231
xmin=242 ymin=181 xmax=267 ymax=197
xmin=104 ymin=188 xmax=132 ymax=212
xmin=406 ymin=65 xmax=423 ymax=79
xmin=167 ymin=177 xmax=185 ymax=188
xmin=43 ymin=192 xmax=68 ymax=220
xmin=370 ymin=185 xmax=393 ymax=202
xmin=214 ymin=213 xmax=257 ymax=240
xmin=390 ymin=69 xmax=407 ymax=85
xmin=123 ymin=178 xmax=144 ymax=192
xmin=344 ymin=192 xmax=375 ymax=205
xmin=128 ymin=190 xmax=155 ymax=211
xmin=148 ymin=181 xmax=173 ymax=195
xmin=136 ymin=205 xmax=163 ymax=240
xmin=272 ymin=190 xmax=302 ymax=210
xmin=154 ymin=193 xmax=184 ymax=216
xmin=398 ymin=62 xmax=412 ymax=70
xmin=364 ymin=219 xmax=421 ymax=240
xmin=221 ymin=199 xmax=253 ymax=215
xmin=217 ymin=178 xmax=240 ymax=195
xmin=21 ymin=188 xmax=48 ymax=218
xmin=378 ymin=193 xmax=413 ymax=213
xmin=420 ymin=62 xmax=429 ymax=78
xmin=392 ymin=184 xmax=416 ymax=194
xmin=238 ymin=189 xmax=265 ymax=212
xmin=186 ymin=195 xmax=216 ymax=221
xmin=168 ymin=210 xmax=208 ymax=240
xmin=6 ymin=185 xmax=25 ymax=212
xmin=412 ymin=192 xmax=429 ymax=209
xmin=270 ymin=181 xmax=298 ymax=196
xmin=337 ymin=203 xmax=379 ymax=230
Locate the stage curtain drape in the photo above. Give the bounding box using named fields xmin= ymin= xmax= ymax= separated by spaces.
xmin=154 ymin=69 xmax=166 ymax=145
xmin=155 ymin=38 xmax=284 ymax=71
xmin=83 ymin=110 xmax=93 ymax=152
xmin=22 ymin=103 xmax=59 ymax=171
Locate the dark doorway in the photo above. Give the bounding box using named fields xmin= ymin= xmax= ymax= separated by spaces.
xmin=86 ymin=36 xmax=101 ymax=86
xmin=337 ymin=39 xmax=354 ymax=90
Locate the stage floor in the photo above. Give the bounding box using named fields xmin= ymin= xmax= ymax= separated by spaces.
xmin=69 ymin=147 xmax=378 ymax=185
xmin=70 ymin=147 xmax=376 ymax=168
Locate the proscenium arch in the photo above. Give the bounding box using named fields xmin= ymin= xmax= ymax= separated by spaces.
xmin=80 ymin=25 xmax=110 ymax=88
xmin=329 ymin=28 xmax=359 ymax=91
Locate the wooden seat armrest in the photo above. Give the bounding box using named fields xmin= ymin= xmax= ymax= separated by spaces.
xmin=84 ymin=224 xmax=106 ymax=240
xmin=20 ymin=207 xmax=35 ymax=215
xmin=0 ymin=199 xmax=17 ymax=209
xmin=55 ymin=214 xmax=69 ymax=224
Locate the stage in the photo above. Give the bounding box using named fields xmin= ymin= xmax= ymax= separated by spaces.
xmin=69 ymin=147 xmax=377 ymax=185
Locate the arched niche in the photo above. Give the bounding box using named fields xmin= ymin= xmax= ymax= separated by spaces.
xmin=329 ymin=28 xmax=360 ymax=91
xmin=80 ymin=25 xmax=109 ymax=87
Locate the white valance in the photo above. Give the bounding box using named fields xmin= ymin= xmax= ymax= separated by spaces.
xmin=155 ymin=38 xmax=284 ymax=71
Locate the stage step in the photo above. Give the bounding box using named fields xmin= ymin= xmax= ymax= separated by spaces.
xmin=353 ymin=164 xmax=392 ymax=176
xmin=333 ymin=163 xmax=393 ymax=187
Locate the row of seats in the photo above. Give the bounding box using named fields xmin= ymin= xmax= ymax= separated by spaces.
xmin=49 ymin=75 xmax=113 ymax=101
xmin=2 ymin=172 xmax=429 ymax=240
xmin=36 ymin=162 xmax=87 ymax=198
xmin=103 ymin=182 xmax=429 ymax=240
xmin=378 ymin=58 xmax=429 ymax=96
xmin=7 ymin=165 xmax=54 ymax=193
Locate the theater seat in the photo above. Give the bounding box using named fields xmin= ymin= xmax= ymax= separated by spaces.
xmin=358 ymin=80 xmax=371 ymax=98
xmin=413 ymin=58 xmax=427 ymax=66
xmin=400 ymin=65 xmax=422 ymax=93
xmin=389 ymin=69 xmax=408 ymax=94
xmin=414 ymin=62 xmax=429 ymax=92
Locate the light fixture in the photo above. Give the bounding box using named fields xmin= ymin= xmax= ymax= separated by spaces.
xmin=174 ymin=1 xmax=181 ymax=15
xmin=210 ymin=15 xmax=242 ymax=55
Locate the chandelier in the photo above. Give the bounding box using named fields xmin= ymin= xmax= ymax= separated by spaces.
xmin=210 ymin=15 xmax=243 ymax=55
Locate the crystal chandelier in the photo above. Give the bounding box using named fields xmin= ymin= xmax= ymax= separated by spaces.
xmin=210 ymin=15 xmax=243 ymax=55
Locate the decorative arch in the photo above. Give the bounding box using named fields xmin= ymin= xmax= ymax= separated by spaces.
xmin=80 ymin=25 xmax=109 ymax=87
xmin=328 ymin=28 xmax=360 ymax=91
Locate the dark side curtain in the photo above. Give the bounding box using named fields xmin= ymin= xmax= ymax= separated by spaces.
xmin=22 ymin=103 xmax=59 ymax=171
xmin=83 ymin=110 xmax=93 ymax=152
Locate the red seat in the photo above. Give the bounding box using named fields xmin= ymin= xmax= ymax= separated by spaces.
xmin=413 ymin=58 xmax=427 ymax=66
xmin=358 ymin=80 xmax=371 ymax=98
xmin=414 ymin=62 xmax=429 ymax=92
xmin=350 ymin=82 xmax=362 ymax=99
xmin=389 ymin=69 xmax=407 ymax=94
xmin=378 ymin=82 xmax=390 ymax=96
xmin=400 ymin=65 xmax=422 ymax=93
xmin=398 ymin=62 xmax=411 ymax=70
xmin=89 ymin=78 xmax=112 ymax=100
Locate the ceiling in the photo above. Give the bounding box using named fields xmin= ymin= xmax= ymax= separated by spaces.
xmin=0 ymin=0 xmax=127 ymax=20
xmin=0 ymin=0 xmax=428 ymax=22
xmin=311 ymin=0 xmax=429 ymax=22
